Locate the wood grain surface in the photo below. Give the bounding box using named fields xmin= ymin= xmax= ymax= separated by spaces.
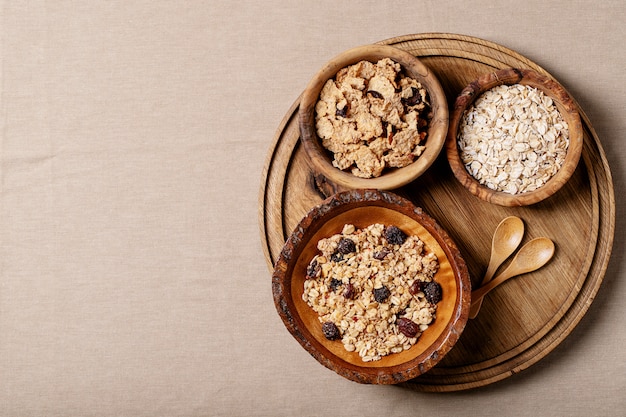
xmin=258 ymin=33 xmax=615 ymax=391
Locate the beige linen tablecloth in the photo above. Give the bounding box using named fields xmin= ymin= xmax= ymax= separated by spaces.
xmin=1 ymin=1 xmax=624 ymax=416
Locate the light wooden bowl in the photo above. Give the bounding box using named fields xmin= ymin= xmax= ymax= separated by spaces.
xmin=298 ymin=44 xmax=449 ymax=190
xmin=271 ymin=189 xmax=470 ymax=384
xmin=446 ymin=68 xmax=583 ymax=206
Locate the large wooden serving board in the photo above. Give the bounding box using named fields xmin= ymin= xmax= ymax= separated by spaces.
xmin=259 ymin=33 xmax=615 ymax=391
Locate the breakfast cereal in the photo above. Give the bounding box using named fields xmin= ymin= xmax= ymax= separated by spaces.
xmin=303 ymin=223 xmax=441 ymax=362
xmin=315 ymin=58 xmax=431 ymax=178
xmin=457 ymin=83 xmax=569 ymax=194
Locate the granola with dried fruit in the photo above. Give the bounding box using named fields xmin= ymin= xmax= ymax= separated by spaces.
xmin=315 ymin=58 xmax=431 ymax=178
xmin=303 ymin=223 xmax=441 ymax=362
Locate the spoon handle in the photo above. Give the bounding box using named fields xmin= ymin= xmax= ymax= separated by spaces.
xmin=470 ymin=237 xmax=555 ymax=309
xmin=470 ymin=272 xmax=512 ymax=306
xmin=468 ymin=269 xmax=497 ymax=319
xmin=469 ymin=216 xmax=524 ymax=319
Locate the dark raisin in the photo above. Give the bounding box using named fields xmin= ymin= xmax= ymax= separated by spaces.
xmin=330 ymin=252 xmax=343 ymax=262
xmin=330 ymin=278 xmax=342 ymax=292
xmin=381 ymin=120 xmax=389 ymax=135
xmin=373 ymin=247 xmax=391 ymax=260
xmin=322 ymin=321 xmax=340 ymax=340
xmin=337 ymin=238 xmax=356 ymax=254
xmin=409 ymin=280 xmax=424 ymax=295
xmin=335 ymin=105 xmax=348 ymax=118
xmin=373 ymin=286 xmax=391 ymax=303
xmin=401 ymin=87 xmax=423 ymax=107
xmin=423 ymin=281 xmax=443 ymax=304
xmin=367 ymin=90 xmax=383 ymax=99
xmin=343 ymin=283 xmax=355 ymax=300
xmin=394 ymin=71 xmax=402 ymax=85
xmin=385 ymin=225 xmax=407 ymax=245
xmin=397 ymin=317 xmax=419 ymax=338
xmin=390 ymin=126 xmax=398 ymax=145
xmin=306 ymin=260 xmax=320 ymax=279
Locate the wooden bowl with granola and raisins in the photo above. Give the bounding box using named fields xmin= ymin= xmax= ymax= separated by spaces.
xmin=271 ymin=189 xmax=470 ymax=384
xmin=446 ymin=68 xmax=583 ymax=206
xmin=298 ymin=44 xmax=449 ymax=190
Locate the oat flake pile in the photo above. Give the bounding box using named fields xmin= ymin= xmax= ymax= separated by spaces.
xmin=457 ymin=83 xmax=570 ymax=195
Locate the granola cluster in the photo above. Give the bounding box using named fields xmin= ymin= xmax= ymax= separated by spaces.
xmin=315 ymin=58 xmax=431 ymax=178
xmin=303 ymin=223 xmax=441 ymax=362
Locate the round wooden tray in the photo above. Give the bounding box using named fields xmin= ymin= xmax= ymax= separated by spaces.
xmin=259 ymin=33 xmax=615 ymax=391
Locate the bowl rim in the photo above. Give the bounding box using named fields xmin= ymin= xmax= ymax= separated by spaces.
xmin=445 ymin=67 xmax=584 ymax=207
xmin=298 ymin=44 xmax=449 ymax=190
xmin=271 ymin=189 xmax=471 ymax=384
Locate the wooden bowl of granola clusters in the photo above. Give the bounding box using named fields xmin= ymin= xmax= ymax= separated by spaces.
xmin=446 ymin=68 xmax=583 ymax=206
xmin=271 ymin=189 xmax=470 ymax=384
xmin=298 ymin=44 xmax=449 ymax=190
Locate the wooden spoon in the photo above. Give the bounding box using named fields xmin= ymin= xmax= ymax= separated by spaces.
xmin=469 ymin=216 xmax=524 ymax=319
xmin=470 ymin=237 xmax=555 ymax=309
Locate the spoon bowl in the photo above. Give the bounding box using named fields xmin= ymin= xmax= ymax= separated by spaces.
xmin=470 ymin=237 xmax=555 ymax=307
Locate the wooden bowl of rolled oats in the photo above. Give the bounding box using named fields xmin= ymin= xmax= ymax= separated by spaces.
xmin=298 ymin=44 xmax=449 ymax=190
xmin=446 ymin=68 xmax=583 ymax=206
xmin=271 ymin=189 xmax=471 ymax=384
